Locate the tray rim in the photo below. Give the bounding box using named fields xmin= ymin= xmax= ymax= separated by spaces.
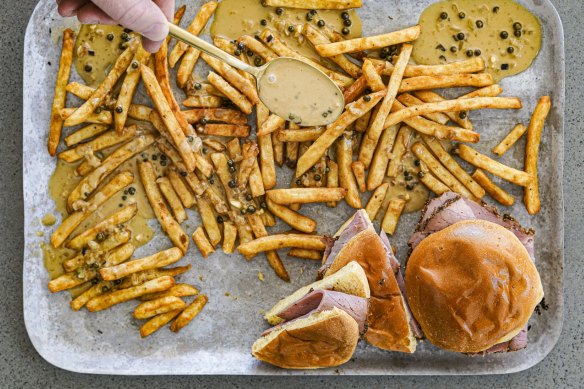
xmin=22 ymin=0 xmax=565 ymax=376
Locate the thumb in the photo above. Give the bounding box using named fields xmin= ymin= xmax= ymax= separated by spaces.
xmin=91 ymin=0 xmax=169 ymax=42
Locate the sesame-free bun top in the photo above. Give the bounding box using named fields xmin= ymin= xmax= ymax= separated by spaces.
xmin=405 ymin=220 xmax=544 ymax=353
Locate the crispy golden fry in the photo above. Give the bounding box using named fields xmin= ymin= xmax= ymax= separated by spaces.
xmin=169 ymin=294 xmax=209 ymax=333
xmin=303 ymin=24 xmax=361 ymax=78
xmin=199 ymin=123 xmax=251 ymax=138
xmin=206 ymin=72 xmax=253 ymax=114
xmin=70 ymin=282 xmax=107 ymax=311
xmin=397 ymin=93 xmax=450 ymax=125
xmin=186 ymin=81 xmax=225 ymax=97
xmin=140 ymin=161 xmax=189 ymax=253
xmin=264 ymin=0 xmax=361 ymax=8
xmin=296 ymin=91 xmax=385 ymax=177
xmin=182 ymin=109 xmax=247 ymax=126
xmin=286 ymin=141 xmax=299 ymax=168
xmin=127 ymin=104 xmax=154 ymax=121
xmin=192 ymin=227 xmax=215 ymax=258
xmin=257 ymin=114 xmax=287 ymax=137
xmin=62 ymin=230 xmax=131 ymax=272
xmin=59 ymin=126 xmax=137 ymax=163
xmin=413 ymin=90 xmax=471 ymax=129
xmin=422 ymin=135 xmax=485 ymax=199
xmin=64 ymin=81 xmax=96 ymax=100
xmin=134 ymin=296 xmax=186 ymax=320
xmin=367 ymin=125 xmax=399 ymax=190
xmin=287 ymin=248 xmax=323 ymax=260
xmin=64 ymin=124 xmax=109 ymax=147
xmin=100 ymin=247 xmax=183 ymax=282
xmin=354 ymin=110 xmax=371 ymax=133
xmin=385 ymin=97 xmax=522 ymax=128
xmin=359 ymin=44 xmax=412 ymax=168
xmin=257 ymin=103 xmax=277 ymax=190
xmin=266 ymin=197 xmax=317 ymax=233
xmin=222 ymin=221 xmax=238 ymax=254
xmin=238 ymin=35 xmax=277 ymax=61
xmin=248 ymin=214 xmax=289 ymax=281
xmin=351 ymin=161 xmax=367 ymax=193
xmin=140 ymin=309 xmax=182 ymax=338
xmin=326 ymin=158 xmax=339 ymax=207
xmin=316 ymin=25 xmax=420 ymax=56
xmin=238 ymin=142 xmax=259 ymax=190
xmin=399 ymin=73 xmax=494 ymax=93
xmin=259 ymin=29 xmax=353 ymax=87
xmin=196 ymin=196 xmax=222 ymax=247
xmin=168 ymin=169 xmax=196 ymax=208
xmin=460 ymin=84 xmax=504 ymax=98
xmin=140 ymin=284 xmax=199 ymax=302
xmin=171 ymin=5 xmax=187 ymax=31
xmin=67 ymin=204 xmax=137 ymax=250
xmin=238 ymin=234 xmax=326 ymax=257
xmin=65 ymin=42 xmax=137 ymax=127
xmin=115 ymin=46 xmax=150 ymax=133
xmin=249 ymin=160 xmax=266 ymax=197
xmin=267 ymin=188 xmax=346 ymax=205
xmin=183 ymin=95 xmax=223 ymax=108
xmin=51 ymin=172 xmax=133 ymax=248
xmin=343 ymin=62 xmax=384 ymax=103
xmin=86 ymin=276 xmax=175 ymax=312
xmin=277 ymin=127 xmax=325 ymax=142
xmin=457 ymin=144 xmax=532 ymax=187
xmin=201 ymin=53 xmax=259 ymax=104
xmin=492 ymin=124 xmax=528 ymax=156
xmin=362 ymin=58 xmax=385 ymax=91
xmin=386 ymin=125 xmax=412 ymax=178
xmin=418 ymin=162 xmax=451 ymax=196
xmin=337 ymin=133 xmax=362 ymax=208
xmin=524 ymin=96 xmax=551 ymax=215
xmin=170 ymin=1 xmax=218 ymax=68
xmin=272 ymin=128 xmax=285 ymax=167
xmin=60 ymin=108 xmax=112 ymax=125
xmin=118 ymin=266 xmax=190 ymax=290
xmin=371 ymin=57 xmax=485 ymax=77
xmin=381 ymin=198 xmax=406 ymax=235
xmin=261 ymin=209 xmax=277 ymax=227
xmin=365 ymin=182 xmax=389 ymax=220
xmin=472 ymin=169 xmax=515 ymax=206
xmin=157 ymin=177 xmax=187 ymax=224
xmin=48 ymin=29 xmax=74 ymax=156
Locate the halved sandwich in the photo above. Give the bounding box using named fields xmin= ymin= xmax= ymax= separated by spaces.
xmin=253 ymin=261 xmax=370 ymax=369
xmin=319 ymin=210 xmax=420 ymax=353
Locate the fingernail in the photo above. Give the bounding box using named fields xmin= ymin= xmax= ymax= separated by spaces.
xmin=142 ymin=22 xmax=168 ymax=42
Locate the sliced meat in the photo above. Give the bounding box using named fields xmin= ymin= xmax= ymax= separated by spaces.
xmin=263 ymin=290 xmax=368 ymax=336
xmin=379 ymin=231 xmax=423 ymax=339
xmin=469 ymin=326 xmax=529 ymax=356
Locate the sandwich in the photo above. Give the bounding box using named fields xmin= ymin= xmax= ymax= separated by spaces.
xmin=252 ymin=261 xmax=370 ymax=369
xmin=405 ymin=192 xmax=544 ymax=354
xmin=319 ymin=210 xmax=420 ymax=353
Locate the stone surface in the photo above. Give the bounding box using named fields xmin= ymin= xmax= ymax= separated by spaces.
xmin=1 ymin=0 xmax=582 ymax=387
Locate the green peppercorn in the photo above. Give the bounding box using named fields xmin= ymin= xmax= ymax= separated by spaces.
xmin=310 ymin=166 xmax=317 ymax=173
xmin=208 ymin=178 xmax=214 ymax=185
xmin=200 ymin=118 xmax=208 ymax=125
xmin=450 ymin=46 xmax=457 ymax=53
xmin=514 ymin=29 xmax=522 ymax=37
xmin=418 ymin=171 xmax=426 ymax=178
xmin=440 ymin=12 xmax=448 ymax=20
xmin=342 ymin=27 xmax=350 ymax=35
xmin=500 ymin=31 xmax=509 ymax=39
xmin=275 ymin=7 xmax=283 ymax=15
xmin=288 ymin=25 xmax=295 ymax=33
xmin=128 ymin=187 xmax=136 ymax=195
xmin=216 ymin=216 xmax=224 ymax=224
xmin=121 ymin=32 xmax=129 ymax=41
xmin=322 ymin=112 xmax=328 ymax=118
xmin=493 ymin=6 xmax=500 ymax=13
xmin=474 ymin=49 xmax=482 ymax=56
xmin=501 ymin=63 xmax=509 ymax=70
xmin=310 ymin=9 xmax=317 ymax=15
xmin=513 ymin=22 xmax=522 ymax=30
xmin=344 ymin=19 xmax=352 ymax=27
xmin=317 ymin=20 xmax=325 ymax=28
xmin=341 ymin=12 xmax=350 ymax=20
xmin=457 ymin=32 xmax=465 ymax=41
xmin=254 ymin=57 xmax=263 ymax=66
xmin=194 ymin=82 xmax=202 ymax=90
xmin=234 ymin=49 xmax=242 ymax=56
xmin=131 ymin=61 xmax=139 ymax=69
xmin=229 ymin=166 xmax=236 ymax=173
xmin=228 ymin=180 xmax=236 ymax=188
xmin=295 ymin=179 xmax=302 ymax=186
xmin=459 ymin=112 xmax=468 ymax=119
xmin=107 ymin=33 xmax=114 ymax=41
xmin=160 ymin=160 xmax=167 ymax=167
xmin=122 ymin=195 xmax=127 ymax=201
xmin=237 ymin=42 xmax=245 ymax=50
xmin=380 ymin=47 xmax=390 ymax=57
xmin=187 ymin=136 xmax=194 ymax=143
xmin=160 ymin=154 xmax=167 ymax=161
xmin=507 ymin=46 xmax=515 ymax=54
xmin=84 ymin=64 xmax=93 ymax=72
xmin=476 ymin=20 xmax=484 ymax=28
xmin=406 ymin=183 xmax=416 ymax=191
xmin=414 ymin=159 xmax=421 ymax=167
xmin=246 ymin=194 xmax=253 ymax=201
xmin=95 ymin=107 xmax=102 ymax=114
xmin=305 ymin=12 xmax=314 ymax=22
xmin=115 ymin=106 xmax=123 ymax=113
xmin=240 ymin=208 xmax=247 ymax=215
xmin=247 ymin=49 xmax=254 ymax=57
xmin=325 ymin=167 xmax=331 ymax=173
xmin=96 ymin=232 xmax=106 ymax=242
xmin=458 ymin=12 xmax=466 ymax=19
xmin=260 ymin=201 xmax=267 ymax=209
xmin=364 ymin=95 xmax=372 ymax=102
xmin=227 ymin=159 xmax=235 ymax=167
xmin=119 ymin=43 xmax=127 ymax=50
xmin=247 ymin=206 xmax=256 ymax=214
xmin=260 ymin=19 xmax=268 ymax=26
xmin=314 ymin=174 xmax=322 ymax=182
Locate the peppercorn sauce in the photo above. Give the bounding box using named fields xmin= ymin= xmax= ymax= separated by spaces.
xmin=412 ymin=0 xmax=542 ymax=82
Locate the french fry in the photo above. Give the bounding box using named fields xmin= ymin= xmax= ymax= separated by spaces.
xmin=397 ymin=93 xmax=450 ymax=125
xmin=272 ymin=128 xmax=285 ymax=167
xmin=354 ymin=110 xmax=371 ymax=133
xmin=296 ymin=91 xmax=385 ymax=177
xmin=493 ymin=124 xmax=528 ymax=156
xmin=60 ymin=108 xmax=112 ymax=125
xmin=86 ymin=276 xmax=175 ymax=312
xmin=303 ymin=24 xmax=362 ymax=78
xmin=118 ymin=266 xmax=190 ymax=290
xmin=524 ymin=96 xmax=551 ymax=215
xmin=201 ymin=53 xmax=259 ymax=104
xmin=183 ymin=95 xmax=223 ymax=108
xmin=266 ymin=197 xmax=317 ymax=233
xmin=263 ymin=0 xmax=362 ymax=8
xmin=399 ymin=73 xmax=494 ymax=93
xmin=365 ymin=182 xmax=389 ymax=220
xmin=58 ymin=126 xmax=137 ymax=163
xmin=418 ymin=162 xmax=451 ymax=196
xmin=351 ymin=161 xmax=367 ymax=193
xmin=472 ymin=170 xmax=515 ymax=207
xmin=287 ymin=248 xmax=323 ymax=261
xmin=248 ymin=214 xmax=289 ymax=281
xmin=186 ymin=81 xmax=225 ymax=97
xmin=362 ymin=58 xmax=385 ymax=92
xmin=51 ymin=172 xmax=134 ymax=248
xmin=140 ymin=309 xmax=182 ymax=338
xmin=100 ymin=247 xmax=184 ymax=281
xmin=48 ymin=29 xmax=74 ymax=156
xmin=191 ymin=227 xmax=215 ymax=258
xmin=261 ymin=208 xmax=277 ymax=227
xmin=278 ymin=127 xmax=325 ymax=142
xmin=169 ymin=294 xmax=209 ymax=333
xmin=170 ymin=1 xmax=218 ymax=68
xmin=285 ymin=140 xmax=299 ymax=168
xmin=238 ymin=35 xmax=278 ymax=62
xmin=196 ymin=196 xmax=222 ymax=247
xmin=140 ymin=284 xmax=199 ymax=302
xmin=457 ymin=144 xmax=532 ymax=187
xmin=370 ymin=57 xmax=485 ymax=77
xmin=182 ymin=109 xmax=247 ymax=126
xmin=140 ymin=161 xmax=189 ymax=253
xmin=359 ymin=44 xmax=412 ymax=168
xmin=381 ymin=198 xmax=406 ymax=235
xmin=385 ymin=97 xmax=522 ymax=128
xmin=316 ymin=25 xmax=420 ymax=56
xmin=337 ymin=133 xmax=362 ymax=209
xmin=237 ymin=142 xmax=258 ymax=191
xmin=267 ymin=188 xmax=346 ymax=205
xmin=199 ymin=123 xmax=251 ymax=138
xmin=422 ymin=135 xmax=486 ymax=199
xmin=413 ymin=90 xmax=471 ymax=129
xmin=257 ymin=114 xmax=287 ymax=137
xmin=134 ymin=296 xmax=186 ymax=320
xmin=387 ymin=125 xmax=413 ymax=178
xmin=207 ymin=72 xmax=253 ymax=114
xmin=168 ymin=169 xmax=196 ymax=208
xmin=222 ymin=221 xmax=238 ymax=254
xmin=157 ymin=177 xmax=187 ymax=224
xmin=62 ymin=230 xmax=131 ymax=272
xmin=343 ymin=62 xmax=385 ymax=103
xmin=257 ymin=103 xmax=277 ymax=190
xmin=326 ymin=158 xmax=339 ymax=207
xmin=249 ymin=161 xmax=266 ymax=197
xmin=67 ymin=204 xmax=137 ymax=250
xmin=65 ymin=42 xmax=137 ymax=126
xmin=115 ymin=46 xmax=150 ymax=133
xmin=367 ymin=125 xmax=399 ymax=190
xmin=64 ymin=124 xmax=109 ymax=147
xmin=237 ymin=234 xmax=326 ymax=257
xmin=459 ymin=84 xmax=504 ymax=99
xmin=127 ymin=104 xmax=154 ymax=121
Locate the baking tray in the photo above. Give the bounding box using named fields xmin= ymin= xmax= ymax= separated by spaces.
xmin=23 ymin=0 xmax=564 ymax=375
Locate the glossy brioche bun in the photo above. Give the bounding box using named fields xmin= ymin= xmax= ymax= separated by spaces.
xmin=252 ymin=308 xmax=359 ymax=369
xmin=405 ymin=220 xmax=544 ymax=353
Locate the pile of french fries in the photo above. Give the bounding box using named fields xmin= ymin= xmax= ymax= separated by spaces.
xmin=46 ymin=1 xmax=552 ymax=337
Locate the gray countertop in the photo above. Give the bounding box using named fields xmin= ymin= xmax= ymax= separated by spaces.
xmin=1 ymin=0 xmax=582 ymax=387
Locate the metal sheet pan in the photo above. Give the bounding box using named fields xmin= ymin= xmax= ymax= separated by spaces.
xmin=23 ymin=0 xmax=564 ymax=375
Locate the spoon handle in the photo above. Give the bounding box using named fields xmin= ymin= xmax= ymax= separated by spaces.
xmin=167 ymin=23 xmax=259 ymax=77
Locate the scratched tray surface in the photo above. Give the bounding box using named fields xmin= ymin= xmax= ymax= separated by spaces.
xmin=23 ymin=0 xmax=564 ymax=375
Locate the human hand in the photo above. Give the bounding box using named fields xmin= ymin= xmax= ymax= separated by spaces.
xmin=56 ymin=0 xmax=175 ymax=52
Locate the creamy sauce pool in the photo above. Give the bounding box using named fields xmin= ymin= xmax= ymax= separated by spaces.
xmin=412 ymin=0 xmax=542 ymax=82
xmin=210 ymin=0 xmax=362 ymax=61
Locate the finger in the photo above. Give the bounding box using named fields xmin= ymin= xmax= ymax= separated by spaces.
xmin=57 ymin=0 xmax=90 ymax=17
xmin=92 ymin=0 xmax=169 ymax=42
xmin=75 ymin=3 xmax=116 ymax=25
xmin=141 ymin=37 xmax=164 ymax=53
xmin=154 ymin=0 xmax=175 ymax=21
